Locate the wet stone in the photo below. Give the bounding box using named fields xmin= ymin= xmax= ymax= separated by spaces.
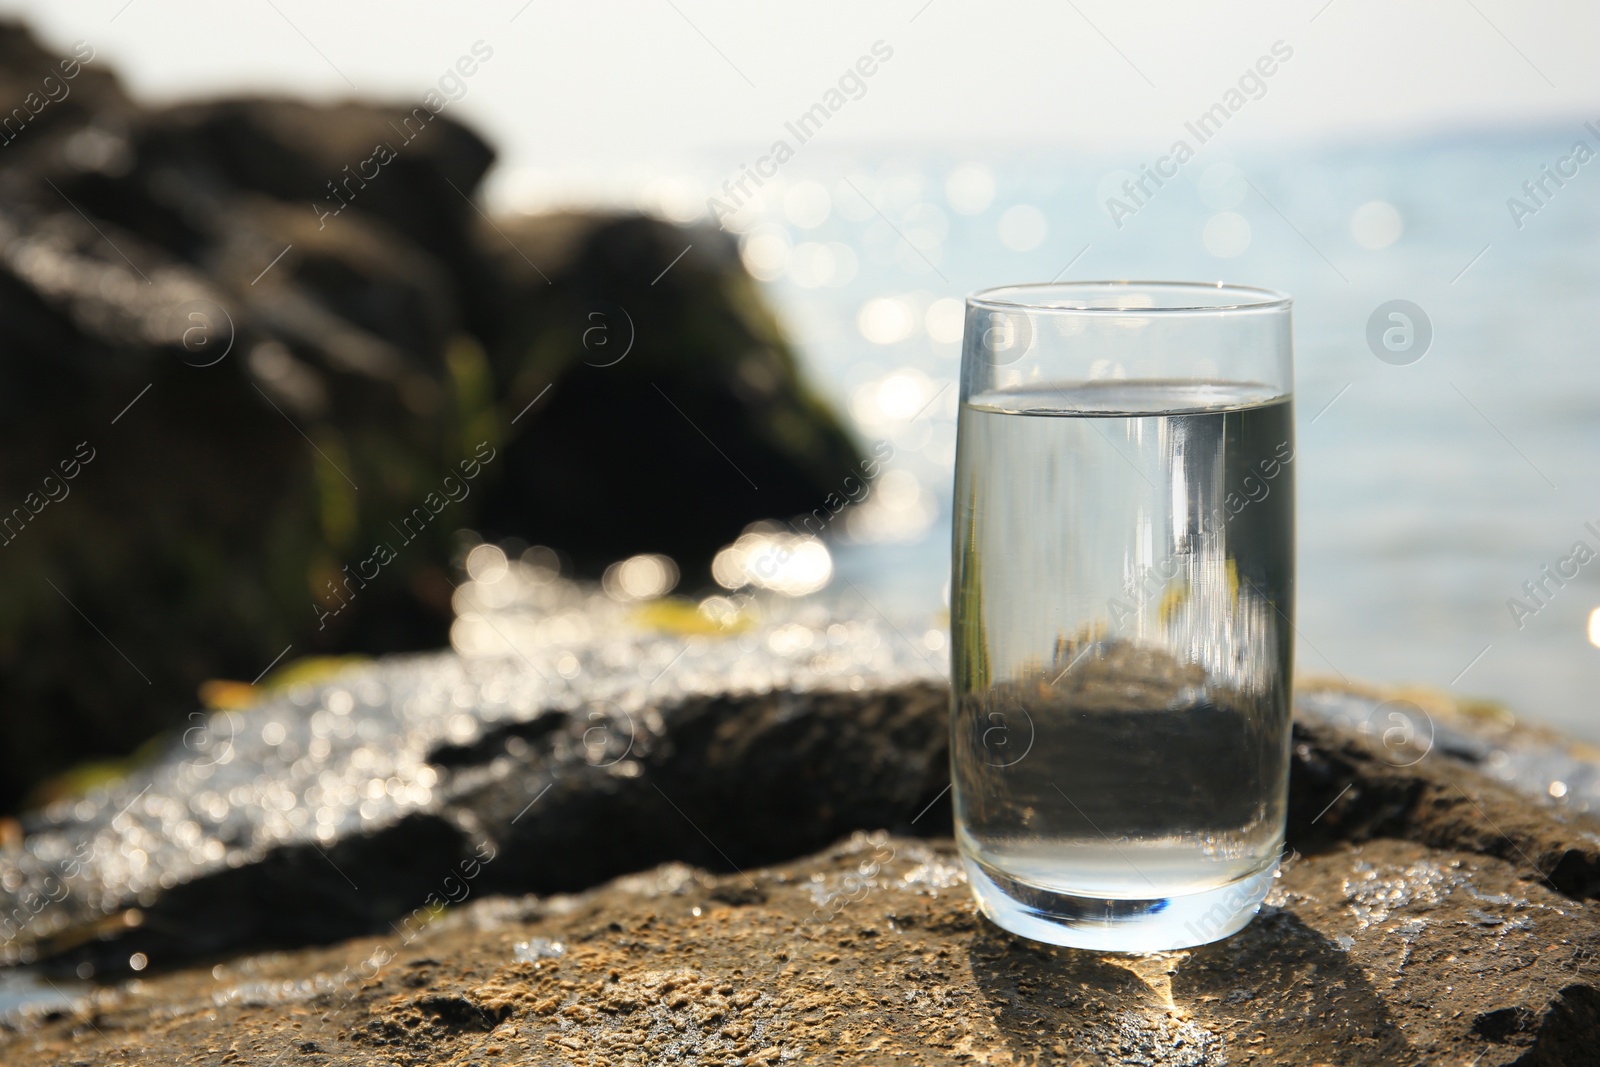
xmin=0 ymin=576 xmax=951 ymax=973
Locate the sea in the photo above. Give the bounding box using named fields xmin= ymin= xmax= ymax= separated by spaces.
xmin=490 ymin=123 xmax=1600 ymax=742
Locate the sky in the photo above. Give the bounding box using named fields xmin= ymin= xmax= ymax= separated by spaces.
xmin=3 ymin=0 xmax=1597 ymax=182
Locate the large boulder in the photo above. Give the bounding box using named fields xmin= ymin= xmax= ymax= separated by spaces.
xmin=476 ymin=211 xmax=865 ymax=577
xmin=0 ymin=21 xmax=861 ymax=813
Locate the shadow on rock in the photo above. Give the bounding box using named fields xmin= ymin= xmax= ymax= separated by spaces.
xmin=969 ymin=909 xmax=1416 ymax=1066
xmin=967 ymin=920 xmax=1180 ymax=1065
xmin=1477 ymin=985 xmax=1600 ymax=1066
xmin=1177 ymin=908 xmax=1416 ymax=1064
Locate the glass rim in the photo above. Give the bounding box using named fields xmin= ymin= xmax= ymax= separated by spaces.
xmin=967 ymin=280 xmax=1293 ymax=315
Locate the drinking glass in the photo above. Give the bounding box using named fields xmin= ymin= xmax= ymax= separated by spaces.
xmin=950 ymin=281 xmax=1295 ymax=951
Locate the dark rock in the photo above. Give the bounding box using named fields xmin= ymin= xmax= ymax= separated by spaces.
xmin=0 ymin=29 xmax=133 ymax=155
xmin=0 ymin=21 xmax=861 ymax=813
xmin=0 ymin=61 xmax=502 ymax=811
xmin=72 ymin=679 xmax=949 ymax=970
xmin=0 ymin=580 xmax=944 ymax=972
xmin=1475 ymin=1004 xmax=1539 ymax=1043
xmin=1287 ymin=715 xmax=1600 ymax=900
xmin=476 ymin=212 xmax=864 ymax=578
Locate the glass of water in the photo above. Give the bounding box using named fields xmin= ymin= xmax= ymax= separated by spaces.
xmin=951 ymin=281 xmax=1294 ymax=951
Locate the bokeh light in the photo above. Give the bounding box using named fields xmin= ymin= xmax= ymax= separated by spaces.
xmin=711 ymin=528 xmax=834 ymax=596
xmin=602 ymin=554 xmax=679 ymax=601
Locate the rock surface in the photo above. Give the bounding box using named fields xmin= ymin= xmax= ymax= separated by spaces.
xmin=3 ymin=825 xmax=1599 ymax=1066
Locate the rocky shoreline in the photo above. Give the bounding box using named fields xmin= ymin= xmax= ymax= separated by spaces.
xmin=2 ymin=576 xmax=1599 ymax=1064
xmin=4 ymin=810 xmax=1598 ymax=1064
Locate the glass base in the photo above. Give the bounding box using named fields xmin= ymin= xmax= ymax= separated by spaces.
xmin=962 ymin=853 xmax=1277 ymax=952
